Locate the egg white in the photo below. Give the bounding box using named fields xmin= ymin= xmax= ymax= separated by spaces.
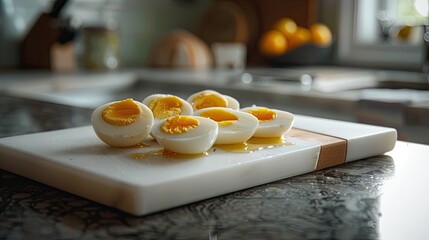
xmin=142 ymin=94 xmax=193 ymax=121
xmin=91 ymin=100 xmax=154 ymax=147
xmin=241 ymin=106 xmax=295 ymax=138
xmin=187 ymin=90 xmax=240 ymax=110
xmin=151 ymin=116 xmax=218 ymax=154
xmin=194 ymin=107 xmax=259 ymax=145
xmin=224 ymin=94 xmax=240 ymax=110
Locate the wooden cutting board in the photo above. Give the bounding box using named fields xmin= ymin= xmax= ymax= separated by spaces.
xmin=0 ymin=115 xmax=396 ymax=216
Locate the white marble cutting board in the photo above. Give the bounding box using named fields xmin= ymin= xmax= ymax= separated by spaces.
xmin=0 ymin=115 xmax=397 ymax=216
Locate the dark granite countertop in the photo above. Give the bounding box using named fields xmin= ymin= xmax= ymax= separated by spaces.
xmin=1 ymin=94 xmax=429 ymax=239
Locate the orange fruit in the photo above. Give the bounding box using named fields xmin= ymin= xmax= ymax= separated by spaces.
xmin=273 ymin=18 xmax=297 ymax=37
xmin=258 ymin=30 xmax=288 ymax=56
xmin=287 ymin=26 xmax=311 ymax=49
xmin=396 ymin=25 xmax=412 ymax=41
xmin=310 ymin=23 xmax=332 ymax=46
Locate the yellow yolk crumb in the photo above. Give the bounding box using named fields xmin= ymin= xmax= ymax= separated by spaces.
xmin=200 ymin=109 xmax=238 ymax=126
xmin=149 ymin=96 xmax=183 ymax=119
xmin=247 ymin=108 xmax=277 ymax=122
xmin=102 ymin=98 xmax=142 ymax=126
xmin=162 ymin=115 xmax=199 ymax=134
xmin=191 ymin=93 xmax=227 ymax=110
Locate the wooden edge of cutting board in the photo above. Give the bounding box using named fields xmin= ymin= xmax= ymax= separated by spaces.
xmin=289 ymin=128 xmax=347 ymax=170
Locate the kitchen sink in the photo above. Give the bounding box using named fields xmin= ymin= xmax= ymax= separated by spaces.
xmin=243 ymin=67 xmax=429 ymax=93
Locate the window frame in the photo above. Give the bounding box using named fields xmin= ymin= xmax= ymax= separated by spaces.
xmin=337 ymin=0 xmax=424 ymax=71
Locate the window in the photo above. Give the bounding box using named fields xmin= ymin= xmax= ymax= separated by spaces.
xmin=337 ymin=0 xmax=427 ymax=71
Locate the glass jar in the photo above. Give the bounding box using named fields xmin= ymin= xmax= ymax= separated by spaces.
xmin=82 ymin=25 xmax=120 ymax=70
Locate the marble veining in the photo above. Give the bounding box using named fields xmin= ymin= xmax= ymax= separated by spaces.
xmin=1 ymin=156 xmax=395 ymax=240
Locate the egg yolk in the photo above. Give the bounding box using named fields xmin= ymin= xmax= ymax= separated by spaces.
xmin=102 ymin=98 xmax=142 ymax=126
xmin=191 ymin=93 xmax=227 ymax=110
xmin=247 ymin=108 xmax=277 ymax=122
xmin=161 ymin=115 xmax=199 ymax=134
xmin=149 ymin=96 xmax=183 ymax=119
xmin=200 ymin=109 xmax=238 ymax=126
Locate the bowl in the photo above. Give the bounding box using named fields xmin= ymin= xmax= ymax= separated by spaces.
xmin=268 ymin=43 xmax=333 ymax=66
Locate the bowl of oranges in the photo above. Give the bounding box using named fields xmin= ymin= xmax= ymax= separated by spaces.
xmin=259 ymin=18 xmax=333 ymax=66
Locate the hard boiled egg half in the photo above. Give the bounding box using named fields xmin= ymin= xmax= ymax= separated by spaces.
xmin=151 ymin=115 xmax=218 ymax=154
xmin=194 ymin=107 xmax=259 ymax=145
xmin=187 ymin=90 xmax=239 ymax=111
xmin=142 ymin=94 xmax=193 ymax=122
xmin=91 ymin=98 xmax=154 ymax=147
xmin=241 ymin=106 xmax=294 ymax=138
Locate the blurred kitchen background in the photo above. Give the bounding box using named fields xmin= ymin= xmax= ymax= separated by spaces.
xmin=0 ymin=0 xmax=428 ymax=143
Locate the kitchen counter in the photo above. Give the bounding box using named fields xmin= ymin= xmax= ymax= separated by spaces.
xmin=1 ymin=94 xmax=429 ymax=239
xmin=1 ymin=67 xmax=428 ymax=144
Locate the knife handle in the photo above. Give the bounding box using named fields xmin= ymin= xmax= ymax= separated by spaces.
xmin=50 ymin=0 xmax=69 ymax=19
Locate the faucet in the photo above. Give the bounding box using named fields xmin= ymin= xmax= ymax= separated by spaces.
xmin=424 ymin=24 xmax=429 ymax=80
